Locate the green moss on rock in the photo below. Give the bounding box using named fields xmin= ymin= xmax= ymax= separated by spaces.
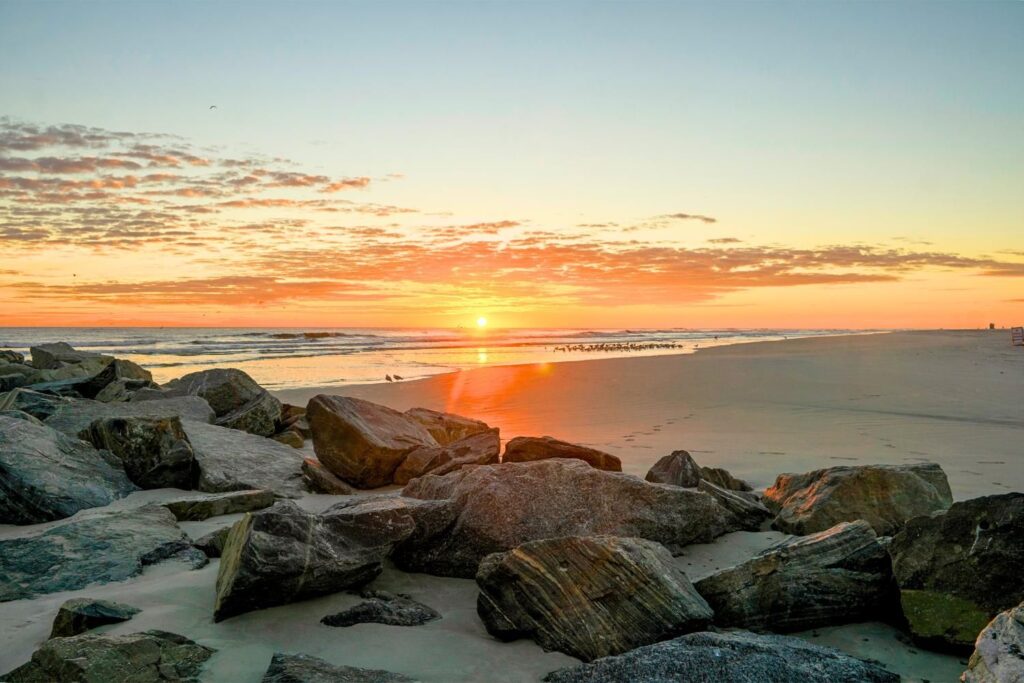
xmin=900 ymin=589 xmax=992 ymax=650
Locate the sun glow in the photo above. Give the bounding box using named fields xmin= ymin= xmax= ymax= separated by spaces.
xmin=477 ymin=316 xmax=488 ymax=328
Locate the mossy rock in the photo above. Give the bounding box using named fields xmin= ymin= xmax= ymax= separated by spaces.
xmin=900 ymin=589 xmax=993 ymax=652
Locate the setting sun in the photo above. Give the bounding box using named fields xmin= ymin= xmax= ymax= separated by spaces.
xmin=477 ymin=316 xmax=488 ymax=328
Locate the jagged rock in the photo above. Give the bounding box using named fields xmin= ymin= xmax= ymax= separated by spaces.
xmin=307 ymin=395 xmax=438 ymax=488
xmin=0 ymin=409 xmax=42 ymax=425
xmin=396 ymin=459 xmax=735 ymax=578
xmin=962 ymin=602 xmax=1024 ymax=683
xmin=695 ymin=520 xmax=896 ymax=632
xmin=261 ymin=653 xmax=416 ymax=683
xmin=162 ymin=489 xmax=276 ymax=521
xmin=49 ymin=597 xmax=141 ymax=638
xmin=272 ymin=428 xmax=304 ymax=448
xmin=183 ymin=420 xmax=306 ymax=497
xmin=0 ymin=373 xmax=26 ymax=392
xmin=163 ymin=368 xmax=282 ymax=436
xmin=645 ymin=450 xmax=702 ymax=486
xmin=764 ymin=463 xmax=953 ymax=536
xmin=0 ymin=387 xmax=72 ymax=420
xmin=80 ymin=415 xmax=198 ymax=490
xmin=700 ymin=465 xmax=753 ymax=491
xmin=697 ymin=479 xmax=771 ymax=530
xmin=321 ymin=590 xmax=441 ymax=627
xmin=95 ymin=377 xmax=159 ymax=402
xmin=404 ymin=407 xmax=491 ymax=445
xmin=214 ymin=499 xmax=417 ymax=621
xmin=0 ymin=504 xmax=205 ymax=602
xmin=0 ymin=415 xmax=136 ymax=524
xmin=301 ymin=457 xmax=356 ymax=494
xmin=3 ymin=630 xmax=215 ymax=682
xmin=23 ymin=377 xmax=86 ymax=398
xmin=73 ymin=359 xmax=153 ymax=399
xmin=0 ymin=361 xmax=37 ymax=379
xmin=477 ymin=536 xmax=712 ymax=661
xmin=0 ymin=350 xmax=25 ymax=364
xmin=44 ymin=396 xmax=216 ymax=437
xmin=890 ymin=492 xmax=1024 ymax=652
xmin=542 ymin=630 xmax=899 ymax=683
xmin=30 ymin=342 xmax=110 ymax=370
xmin=193 ymin=525 xmax=232 ymax=558
xmin=393 ymin=428 xmax=501 ymax=485
xmin=503 ymin=436 xmax=622 ymax=472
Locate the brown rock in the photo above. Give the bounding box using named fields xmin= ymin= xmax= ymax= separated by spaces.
xmin=393 ymin=428 xmax=500 ymax=485
xmin=503 ymin=436 xmax=622 ymax=472
xmin=645 ymin=450 xmax=701 ymax=487
xmin=404 ymin=407 xmax=492 ymax=445
xmin=301 ymin=458 xmax=356 ymax=494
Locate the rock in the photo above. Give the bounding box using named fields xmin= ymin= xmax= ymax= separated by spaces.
xmin=397 ymin=459 xmax=736 ymax=578
xmin=30 ymin=342 xmax=110 ymax=370
xmin=503 ymin=436 xmax=622 ymax=472
xmin=477 ymin=536 xmax=712 ymax=661
xmin=193 ymin=525 xmax=233 ymax=558
xmin=700 ymin=465 xmax=753 ymax=491
xmin=321 ymin=590 xmax=441 ymax=627
xmin=0 ymin=415 xmax=136 ymax=524
xmin=95 ymin=377 xmax=158 ymax=402
xmin=0 ymin=409 xmax=42 ymax=425
xmin=74 ymin=358 xmax=153 ymax=399
xmin=404 ymin=407 xmax=492 ymax=445
xmin=392 ymin=428 xmax=501 ymax=485
xmin=0 ymin=373 xmax=26 ymax=392
xmin=214 ymin=499 xmax=417 ymax=621
xmin=161 ymin=489 xmax=276 ymax=521
xmin=694 ymin=520 xmax=896 ymax=632
xmin=49 ymin=598 xmax=141 ymax=638
xmin=764 ymin=462 xmax=953 ymax=536
xmin=889 ymin=492 xmax=1024 ymax=652
xmin=163 ymin=368 xmax=282 ymax=436
xmin=44 ymin=396 xmax=216 ymax=437
xmin=261 ymin=653 xmax=416 ymax=683
xmin=697 ymin=479 xmax=771 ymax=530
xmin=302 ymin=457 xmax=356 ymax=494
xmin=0 ymin=387 xmax=72 ymax=420
xmin=0 ymin=361 xmax=37 ymax=379
xmin=962 ymin=602 xmax=1024 ymax=683
xmin=307 ymin=395 xmax=438 ymax=488
xmin=280 ymin=403 xmax=306 ymax=423
xmin=0 ymin=350 xmax=25 ymax=364
xmin=80 ymin=415 xmax=198 ymax=490
xmin=3 ymin=630 xmax=215 ymax=682
xmin=541 ymin=630 xmax=899 ymax=683
xmin=182 ymin=420 xmax=307 ymax=496
xmin=645 ymin=450 xmax=702 ymax=487
xmin=0 ymin=504 xmax=205 ymax=602
xmin=272 ymin=428 xmax=304 ymax=448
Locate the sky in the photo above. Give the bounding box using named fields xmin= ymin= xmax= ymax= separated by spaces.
xmin=0 ymin=0 xmax=1021 ymax=329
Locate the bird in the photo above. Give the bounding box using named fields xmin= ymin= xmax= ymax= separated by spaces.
xmin=385 ymin=374 xmax=393 ymax=382
xmin=209 ymin=105 xmax=217 ymax=110
xmin=394 ymin=375 xmax=404 ymax=380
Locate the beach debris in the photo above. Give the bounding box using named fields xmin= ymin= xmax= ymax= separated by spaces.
xmin=503 ymin=436 xmax=623 ymax=472
xmin=0 ymin=415 xmax=137 ymax=524
xmin=162 ymin=368 xmax=282 ymax=436
xmin=49 ymin=597 xmax=141 ymax=638
xmin=160 ymin=489 xmax=276 ymax=521
xmin=2 ymin=630 xmax=215 ymax=682
xmin=80 ymin=415 xmax=199 ymax=490
xmin=321 ymin=590 xmax=441 ymax=628
xmin=404 ymin=407 xmax=492 ymax=445
xmin=182 ymin=420 xmax=306 ymax=497
xmin=695 ymin=520 xmax=896 ymax=632
xmin=541 ymin=630 xmax=899 ymax=683
xmin=889 ymin=492 xmax=1024 ymax=653
xmin=645 ymin=449 xmax=702 ymax=486
xmin=261 ymin=652 xmax=417 ymax=683
xmin=213 ymin=499 xmax=416 ymax=621
xmin=477 ymin=535 xmax=712 ymax=661
xmin=392 ymin=428 xmax=501 ymax=485
xmin=301 ymin=457 xmax=356 ymax=494
xmin=961 ymin=601 xmax=1024 ymax=682
xmin=763 ymin=462 xmax=953 ymax=536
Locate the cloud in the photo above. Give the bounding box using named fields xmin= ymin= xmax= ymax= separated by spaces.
xmin=708 ymin=237 xmax=742 ymax=244
xmin=321 ymin=177 xmax=371 ymax=192
xmin=658 ymin=213 xmax=717 ymax=224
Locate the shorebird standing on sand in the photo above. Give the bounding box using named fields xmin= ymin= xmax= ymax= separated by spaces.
xmin=386 ymin=374 xmax=393 ymax=382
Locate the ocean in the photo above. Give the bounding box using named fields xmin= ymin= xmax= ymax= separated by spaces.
xmin=0 ymin=327 xmax=861 ymax=389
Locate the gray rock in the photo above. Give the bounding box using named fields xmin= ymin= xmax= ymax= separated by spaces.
xmin=0 ymin=387 xmax=72 ymax=420
xmin=700 ymin=465 xmax=753 ymax=491
xmin=889 ymin=492 xmax=1024 ymax=652
xmin=163 ymin=368 xmax=282 ymax=436
xmin=477 ymin=536 xmax=712 ymax=661
xmin=193 ymin=525 xmax=232 ymax=558
xmin=645 ymin=450 xmax=702 ymax=487
xmin=0 ymin=415 xmax=137 ymax=524
xmin=214 ymin=499 xmax=417 ymax=621
xmin=0 ymin=373 xmax=26 ymax=392
xmin=73 ymin=359 xmax=153 ymax=400
xmin=261 ymin=653 xmax=416 ymax=683
xmin=962 ymin=602 xmax=1024 ymax=683
xmin=302 ymin=457 xmax=356 ymax=494
xmin=161 ymin=489 xmax=276 ymax=521
xmin=697 ymin=479 xmax=771 ymax=530
xmin=503 ymin=436 xmax=622 ymax=472
xmin=0 ymin=350 xmax=25 ymax=364
xmin=695 ymin=520 xmax=896 ymax=632
xmin=404 ymin=407 xmax=492 ymax=445
xmin=271 ymin=428 xmax=305 ymax=448
xmin=0 ymin=409 xmax=42 ymax=425
xmin=80 ymin=415 xmax=198 ymax=490
xmin=182 ymin=420 xmax=306 ymax=497
xmin=307 ymin=395 xmax=438 ymax=488
xmin=542 ymin=630 xmax=899 ymax=683
xmin=764 ymin=462 xmax=953 ymax=536
xmin=396 ymin=459 xmax=736 ymax=578
xmin=393 ymin=428 xmax=501 ymax=485
xmin=95 ymin=377 xmax=159 ymax=403
xmin=30 ymin=342 xmax=110 ymax=370
xmin=0 ymin=504 xmax=206 ymax=602
xmin=321 ymin=590 xmax=441 ymax=627
xmin=44 ymin=396 xmax=216 ymax=437
xmin=3 ymin=630 xmax=215 ymax=682
xmin=49 ymin=597 xmax=141 ymax=638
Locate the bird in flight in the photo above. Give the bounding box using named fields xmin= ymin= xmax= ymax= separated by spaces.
xmin=209 ymin=105 xmax=217 ymax=110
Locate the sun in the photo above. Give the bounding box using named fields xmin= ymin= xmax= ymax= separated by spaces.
xmin=476 ymin=316 xmax=488 ymax=328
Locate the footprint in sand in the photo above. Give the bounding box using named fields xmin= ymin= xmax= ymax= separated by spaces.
xmin=759 ymin=451 xmax=786 ymax=456
xmin=830 ymin=456 xmax=860 ymax=461
xmin=978 ymin=460 xmax=1005 ymax=464
xmin=960 ymin=470 xmax=981 ymax=476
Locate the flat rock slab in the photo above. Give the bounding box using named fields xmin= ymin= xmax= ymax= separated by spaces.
xmin=503 ymin=436 xmax=622 ymax=472
xmin=183 ymin=420 xmax=307 ymax=497
xmin=321 ymin=590 xmax=441 ymax=628
xmin=0 ymin=388 xmax=72 ymax=421
xmin=49 ymin=597 xmax=141 ymax=638
xmin=542 ymin=630 xmax=899 ymax=683
xmin=44 ymin=396 xmax=216 ymax=437
xmin=962 ymin=602 xmax=1024 ymax=683
xmin=302 ymin=457 xmax=356 ymax=494
xmin=393 ymin=429 xmax=501 ymax=485
xmin=697 ymin=479 xmax=770 ymax=531
xmin=0 ymin=504 xmax=206 ymax=602
xmin=404 ymin=407 xmax=491 ymax=445
xmin=262 ymin=652 xmax=417 ymax=683
xmin=161 ymin=489 xmax=276 ymax=521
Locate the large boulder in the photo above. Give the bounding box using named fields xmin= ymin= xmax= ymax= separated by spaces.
xmin=0 ymin=350 xmax=25 ymax=364
xmin=542 ymin=630 xmax=899 ymax=683
xmin=29 ymin=341 xmax=110 ymax=370
xmin=307 ymin=395 xmax=438 ymax=488
xmin=0 ymin=373 xmax=26 ymax=392
xmin=0 ymin=387 xmax=72 ymax=421
xmin=0 ymin=504 xmax=205 ymax=602
xmin=95 ymin=377 xmax=159 ymax=403
xmin=694 ymin=520 xmax=896 ymax=632
xmin=321 ymin=590 xmax=441 ymax=628
xmin=962 ymin=602 xmax=1024 ymax=683
xmin=301 ymin=457 xmax=356 ymax=494
xmin=44 ymin=396 xmax=216 ymax=437
xmin=214 ymin=499 xmax=417 ymax=621
xmin=503 ymin=436 xmax=622 ymax=472
xmin=162 ymin=368 xmax=281 ymax=436
xmin=392 ymin=428 xmax=501 ymax=485
xmin=396 ymin=459 xmax=736 ymax=578
xmin=160 ymin=489 xmax=275 ymax=521
xmin=49 ymin=597 xmax=141 ymax=638
xmin=763 ymin=463 xmax=953 ymax=536
xmin=80 ymin=416 xmax=198 ymax=490
xmin=182 ymin=420 xmax=306 ymax=497
xmin=261 ymin=653 xmax=416 ymax=683
xmin=696 ymin=479 xmax=771 ymax=530
xmin=3 ymin=630 xmax=214 ymax=682
xmin=700 ymin=465 xmax=753 ymax=491
xmin=890 ymin=493 xmax=1024 ymax=652
xmin=645 ymin=450 xmax=702 ymax=487
xmin=0 ymin=415 xmax=137 ymax=524
xmin=477 ymin=535 xmax=712 ymax=661
xmin=74 ymin=358 xmax=153 ymax=399
xmin=405 ymin=407 xmax=492 ymax=445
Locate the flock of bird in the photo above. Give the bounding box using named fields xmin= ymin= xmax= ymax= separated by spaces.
xmin=553 ymin=341 xmax=685 ymax=353
xmin=385 ymin=374 xmax=404 ymax=382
